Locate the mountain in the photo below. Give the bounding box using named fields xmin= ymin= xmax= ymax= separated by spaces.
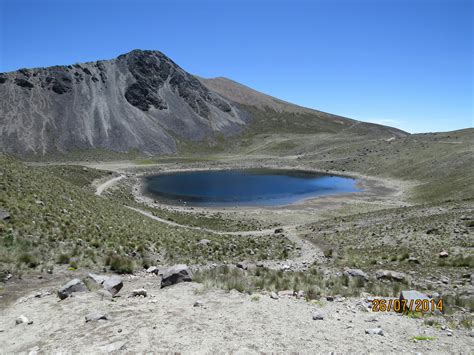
xmin=0 ymin=50 xmax=407 ymax=156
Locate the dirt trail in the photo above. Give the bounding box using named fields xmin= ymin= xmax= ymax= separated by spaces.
xmin=95 ymin=175 xmax=125 ymax=196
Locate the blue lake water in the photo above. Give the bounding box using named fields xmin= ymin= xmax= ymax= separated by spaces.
xmin=143 ymin=169 xmax=360 ymax=207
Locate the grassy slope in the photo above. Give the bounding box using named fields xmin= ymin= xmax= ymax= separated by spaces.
xmin=0 ymin=155 xmax=292 ymax=276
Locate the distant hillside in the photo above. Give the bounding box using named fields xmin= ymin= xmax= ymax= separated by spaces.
xmin=0 ymin=50 xmax=406 ymax=157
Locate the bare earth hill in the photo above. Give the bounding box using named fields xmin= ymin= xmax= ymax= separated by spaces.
xmin=0 ymin=50 xmax=406 ymax=157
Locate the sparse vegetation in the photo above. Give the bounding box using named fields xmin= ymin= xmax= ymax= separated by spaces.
xmin=0 ymin=155 xmax=293 ymax=274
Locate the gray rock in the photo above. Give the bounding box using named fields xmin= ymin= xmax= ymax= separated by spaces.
xmin=86 ymin=273 xmax=109 ymax=285
xmin=408 ymin=257 xmax=420 ymax=264
xmin=85 ymin=313 xmax=110 ymax=322
xmin=274 ymin=228 xmax=284 ymax=234
xmin=103 ymin=276 xmax=123 ymax=296
xmin=198 ymin=239 xmax=211 ymax=246
xmin=16 ymin=315 xmax=33 ymax=325
xmin=400 ymin=290 xmax=431 ymax=312
xmin=296 ymin=290 xmax=305 ymax=299
xmin=270 ymin=292 xmax=279 ymax=299
xmin=312 ymin=312 xmax=324 ymax=320
xmin=0 ymin=209 xmax=10 ymax=221
xmin=375 ymin=270 xmax=408 ymax=282
xmin=146 ymin=266 xmax=159 ymax=275
xmin=193 ymin=301 xmax=204 ymax=307
xmin=161 ymin=264 xmax=192 ymax=288
xmin=365 ymin=328 xmax=384 ymax=336
xmin=344 ymin=268 xmax=368 ymax=281
xmin=58 ymin=279 xmax=88 ymax=300
xmin=130 ymin=288 xmax=147 ymax=297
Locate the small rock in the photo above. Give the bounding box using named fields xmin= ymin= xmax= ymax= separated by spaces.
xmin=85 ymin=313 xmax=109 ymax=322
xmin=408 ymin=257 xmax=420 ymax=264
xmin=365 ymin=316 xmax=378 ymax=322
xmin=439 ymin=251 xmax=449 ymax=258
xmin=146 ymin=266 xmax=159 ymax=275
xmin=16 ymin=315 xmax=33 ymax=325
xmin=270 ymin=292 xmax=279 ymax=300
xmin=365 ymin=328 xmax=384 ymax=336
xmin=278 ymin=290 xmax=294 ymax=297
xmin=0 ymin=209 xmax=11 ymax=221
xmin=296 ymin=290 xmax=305 ymax=299
xmin=312 ymin=312 xmax=324 ymax=320
xmin=103 ymin=276 xmax=123 ymax=296
xmin=96 ymin=289 xmax=113 ymax=300
xmin=274 ymin=228 xmax=284 ymax=234
xmin=198 ymin=239 xmax=211 ymax=246
xmin=193 ymin=301 xmax=204 ymax=307
xmin=58 ymin=279 xmax=88 ymax=300
xmin=344 ymin=268 xmax=368 ymax=281
xmin=130 ymin=288 xmax=147 ymax=297
xmin=326 ymin=296 xmax=334 ymax=302
xmin=35 ymin=200 xmax=45 ymax=206
xmin=375 ymin=270 xmax=408 ymax=282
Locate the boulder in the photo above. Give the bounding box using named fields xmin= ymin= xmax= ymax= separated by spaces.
xmin=399 ymin=290 xmax=431 ymax=312
xmin=439 ymin=251 xmax=449 ymax=258
xmin=85 ymin=313 xmax=110 ymax=322
xmin=86 ymin=273 xmax=109 ymax=285
xmin=375 ymin=270 xmax=407 ymax=282
xmin=103 ymin=276 xmax=123 ymax=296
xmin=344 ymin=268 xmax=368 ymax=281
xmin=130 ymin=288 xmax=147 ymax=297
xmin=58 ymin=279 xmax=88 ymax=300
xmin=270 ymin=292 xmax=279 ymax=300
xmin=161 ymin=264 xmax=192 ymax=288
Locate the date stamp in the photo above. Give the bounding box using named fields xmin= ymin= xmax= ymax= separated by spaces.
xmin=371 ymin=298 xmax=443 ymax=313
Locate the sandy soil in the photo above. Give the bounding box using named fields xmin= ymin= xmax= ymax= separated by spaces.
xmin=1 ymin=276 xmax=472 ymax=354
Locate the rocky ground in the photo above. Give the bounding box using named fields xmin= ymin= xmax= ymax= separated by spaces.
xmin=1 ymin=268 xmax=473 ymax=353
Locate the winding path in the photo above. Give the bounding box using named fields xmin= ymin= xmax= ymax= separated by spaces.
xmin=95 ymin=175 xmax=125 ymax=196
xmin=96 ymin=175 xmax=324 ymax=269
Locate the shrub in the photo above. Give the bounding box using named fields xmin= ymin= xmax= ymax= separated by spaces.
xmin=56 ymin=253 xmax=70 ymax=264
xmin=105 ymin=254 xmax=134 ymax=274
xmin=18 ymin=253 xmax=39 ymax=268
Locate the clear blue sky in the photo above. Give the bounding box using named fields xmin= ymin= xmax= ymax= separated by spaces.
xmin=1 ymin=0 xmax=472 ymax=133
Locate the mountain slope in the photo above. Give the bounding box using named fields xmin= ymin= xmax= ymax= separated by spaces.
xmin=0 ymin=50 xmax=406 ymax=157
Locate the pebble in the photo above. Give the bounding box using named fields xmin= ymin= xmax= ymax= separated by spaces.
xmin=85 ymin=313 xmax=110 ymax=322
xmin=312 ymin=312 xmax=324 ymax=320
xmin=130 ymin=288 xmax=147 ymax=297
xmin=365 ymin=328 xmax=384 ymax=336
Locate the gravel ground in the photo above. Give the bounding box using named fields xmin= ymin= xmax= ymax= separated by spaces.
xmin=1 ymin=277 xmax=472 ymax=354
